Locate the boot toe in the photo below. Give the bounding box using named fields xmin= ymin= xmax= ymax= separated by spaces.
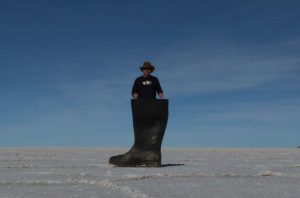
xmin=109 ymin=155 xmax=121 ymax=165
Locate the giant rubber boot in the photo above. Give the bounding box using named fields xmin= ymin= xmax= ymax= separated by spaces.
xmin=109 ymin=99 xmax=168 ymax=167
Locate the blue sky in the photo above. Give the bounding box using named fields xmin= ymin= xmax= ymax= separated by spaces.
xmin=1 ymin=0 xmax=300 ymax=147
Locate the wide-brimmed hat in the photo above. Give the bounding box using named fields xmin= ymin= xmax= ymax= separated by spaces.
xmin=140 ymin=61 xmax=155 ymax=72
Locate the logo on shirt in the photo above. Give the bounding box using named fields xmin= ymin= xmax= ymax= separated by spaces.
xmin=142 ymin=81 xmax=152 ymax=85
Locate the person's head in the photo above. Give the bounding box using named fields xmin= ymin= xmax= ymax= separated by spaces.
xmin=140 ymin=61 xmax=155 ymax=76
xmin=142 ymin=68 xmax=151 ymax=76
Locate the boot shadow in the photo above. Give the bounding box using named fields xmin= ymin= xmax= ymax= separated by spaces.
xmin=161 ymin=163 xmax=185 ymax=167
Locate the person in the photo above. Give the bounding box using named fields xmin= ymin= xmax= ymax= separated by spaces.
xmin=131 ymin=61 xmax=164 ymax=99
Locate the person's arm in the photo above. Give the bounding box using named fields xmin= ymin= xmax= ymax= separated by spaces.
xmin=155 ymin=78 xmax=164 ymax=99
xmin=131 ymin=78 xmax=139 ymax=99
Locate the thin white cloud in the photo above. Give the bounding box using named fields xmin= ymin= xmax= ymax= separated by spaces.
xmin=174 ymin=96 xmax=300 ymax=130
xmin=152 ymin=38 xmax=300 ymax=96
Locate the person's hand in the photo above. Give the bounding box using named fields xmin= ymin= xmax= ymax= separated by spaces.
xmin=133 ymin=93 xmax=138 ymax=99
xmin=158 ymin=93 xmax=164 ymax=99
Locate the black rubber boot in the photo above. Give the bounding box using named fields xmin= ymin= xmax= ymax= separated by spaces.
xmin=109 ymin=99 xmax=168 ymax=167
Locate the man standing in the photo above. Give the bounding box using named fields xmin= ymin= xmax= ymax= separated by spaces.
xmin=132 ymin=61 xmax=164 ymax=99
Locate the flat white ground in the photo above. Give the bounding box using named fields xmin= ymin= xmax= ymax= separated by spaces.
xmin=0 ymin=148 xmax=300 ymax=198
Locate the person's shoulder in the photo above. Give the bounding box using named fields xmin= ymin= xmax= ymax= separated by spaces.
xmin=149 ymin=75 xmax=159 ymax=80
xmin=135 ymin=76 xmax=143 ymax=80
xmin=150 ymin=75 xmax=160 ymax=82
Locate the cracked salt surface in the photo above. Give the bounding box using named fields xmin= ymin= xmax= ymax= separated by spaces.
xmin=0 ymin=148 xmax=300 ymax=198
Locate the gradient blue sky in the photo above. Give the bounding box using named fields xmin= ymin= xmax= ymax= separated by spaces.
xmin=1 ymin=0 xmax=300 ymax=147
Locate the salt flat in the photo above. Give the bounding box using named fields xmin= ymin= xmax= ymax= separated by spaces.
xmin=0 ymin=148 xmax=300 ymax=198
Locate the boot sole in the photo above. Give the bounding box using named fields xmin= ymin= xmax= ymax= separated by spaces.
xmin=111 ymin=161 xmax=161 ymax=167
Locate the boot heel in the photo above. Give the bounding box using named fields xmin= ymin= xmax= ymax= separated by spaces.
xmin=145 ymin=162 xmax=161 ymax=167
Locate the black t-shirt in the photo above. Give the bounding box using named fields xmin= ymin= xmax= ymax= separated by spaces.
xmin=131 ymin=75 xmax=163 ymax=99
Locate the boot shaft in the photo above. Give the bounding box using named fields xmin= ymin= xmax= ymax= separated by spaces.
xmin=131 ymin=99 xmax=168 ymax=150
